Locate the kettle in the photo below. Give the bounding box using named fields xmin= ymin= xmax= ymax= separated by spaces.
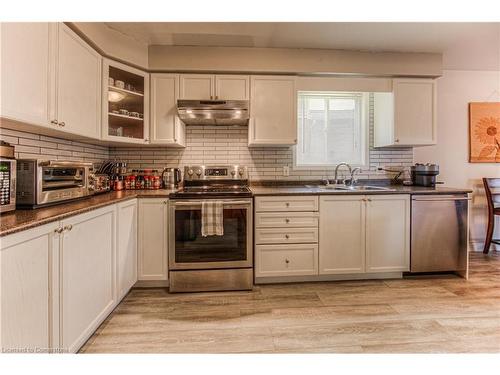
xmin=162 ymin=167 xmax=182 ymax=188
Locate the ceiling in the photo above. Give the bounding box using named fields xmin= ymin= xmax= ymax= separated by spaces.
xmin=103 ymin=22 xmax=500 ymax=70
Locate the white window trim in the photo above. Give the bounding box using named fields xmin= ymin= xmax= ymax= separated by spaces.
xmin=293 ymin=92 xmax=370 ymax=171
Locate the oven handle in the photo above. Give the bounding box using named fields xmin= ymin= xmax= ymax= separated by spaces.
xmin=173 ymin=200 xmax=251 ymax=207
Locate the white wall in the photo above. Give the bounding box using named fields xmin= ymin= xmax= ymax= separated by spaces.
xmin=414 ymin=69 xmax=500 ymax=250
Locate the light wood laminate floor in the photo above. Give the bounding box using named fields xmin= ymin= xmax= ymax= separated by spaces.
xmin=81 ymin=251 xmax=500 ymax=353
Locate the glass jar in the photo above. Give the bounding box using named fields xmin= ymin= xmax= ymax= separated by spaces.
xmin=130 ymin=175 xmax=136 ymax=190
xmin=153 ymin=175 xmax=161 ymax=189
xmin=124 ymin=175 xmax=131 ymax=190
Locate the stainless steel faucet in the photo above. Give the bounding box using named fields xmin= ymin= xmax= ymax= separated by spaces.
xmin=334 ymin=162 xmax=352 ymax=184
xmin=346 ymin=167 xmax=362 ymax=186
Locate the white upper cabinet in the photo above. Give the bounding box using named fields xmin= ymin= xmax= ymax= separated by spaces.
xmin=179 ymin=74 xmax=214 ymax=100
xmin=0 ymin=23 xmax=56 ymax=128
xmin=56 ymin=24 xmax=101 ymax=139
xmin=374 ymin=78 xmax=437 ymax=147
xmin=215 ymin=75 xmax=250 ymax=100
xmin=102 ymin=59 xmax=149 ymax=144
xmin=365 ymin=195 xmax=410 ymax=272
xmin=150 ymin=73 xmax=185 ymax=147
xmin=179 ymin=74 xmax=250 ymax=100
xmin=249 ymin=76 xmax=297 ymax=147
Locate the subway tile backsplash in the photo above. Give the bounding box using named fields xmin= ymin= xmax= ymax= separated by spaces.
xmin=109 ymin=94 xmax=414 ymax=180
xmin=1 ymin=96 xmax=413 ymax=181
xmin=0 ymin=128 xmax=109 ymax=163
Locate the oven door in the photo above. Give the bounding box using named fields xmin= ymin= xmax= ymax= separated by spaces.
xmin=169 ymin=199 xmax=253 ymax=270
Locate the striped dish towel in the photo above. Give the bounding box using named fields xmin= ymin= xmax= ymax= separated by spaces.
xmin=201 ymin=200 xmax=224 ymax=237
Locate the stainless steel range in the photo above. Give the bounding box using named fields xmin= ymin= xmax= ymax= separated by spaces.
xmin=168 ymin=165 xmax=253 ymax=293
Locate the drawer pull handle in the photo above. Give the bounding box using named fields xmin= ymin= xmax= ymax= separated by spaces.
xmin=285 ymin=234 xmax=289 ymax=239
xmin=285 ymin=202 xmax=290 ymax=207
xmin=63 ymin=224 xmax=73 ymax=232
xmin=285 ymin=218 xmax=290 ymax=223
xmin=54 ymin=227 xmax=63 ymax=234
xmin=285 ymin=258 xmax=290 ymax=264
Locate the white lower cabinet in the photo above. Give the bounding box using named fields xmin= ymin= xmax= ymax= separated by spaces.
xmin=319 ymin=195 xmax=410 ymax=276
xmin=138 ymin=198 xmax=168 ymax=281
xmin=59 ymin=205 xmax=116 ymax=353
xmin=117 ymin=199 xmax=138 ymax=300
xmin=254 ymin=196 xmax=319 ymax=280
xmin=365 ymin=195 xmax=410 ymax=272
xmin=0 ymin=222 xmax=59 ymax=352
xmin=0 ymin=200 xmax=138 ymax=353
xmin=319 ymin=196 xmax=366 ymax=274
xmin=255 ymin=244 xmax=318 ymax=277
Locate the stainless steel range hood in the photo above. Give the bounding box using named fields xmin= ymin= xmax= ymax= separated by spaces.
xmin=177 ymin=100 xmax=249 ymax=126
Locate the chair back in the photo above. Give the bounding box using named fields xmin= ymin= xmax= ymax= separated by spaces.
xmin=483 ymin=178 xmax=500 ymax=211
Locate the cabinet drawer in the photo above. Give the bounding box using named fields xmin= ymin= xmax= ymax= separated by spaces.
xmin=255 ymin=196 xmax=318 ymax=212
xmin=255 ymin=244 xmax=318 ymax=277
xmin=255 ymin=211 xmax=319 ymax=228
xmin=255 ymin=227 xmax=318 ymax=245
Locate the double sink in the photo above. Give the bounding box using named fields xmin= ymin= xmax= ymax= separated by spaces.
xmin=304 ymin=184 xmax=397 ymax=192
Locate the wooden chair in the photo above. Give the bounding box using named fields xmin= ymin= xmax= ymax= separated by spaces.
xmin=483 ymin=178 xmax=500 ymax=254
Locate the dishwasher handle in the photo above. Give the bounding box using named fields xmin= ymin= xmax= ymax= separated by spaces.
xmin=412 ymin=195 xmax=470 ymax=202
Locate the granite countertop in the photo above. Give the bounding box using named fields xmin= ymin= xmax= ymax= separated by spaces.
xmin=0 ymin=189 xmax=175 ymax=237
xmin=249 ymin=184 xmax=473 ymax=196
xmin=0 ymin=182 xmax=473 ymax=238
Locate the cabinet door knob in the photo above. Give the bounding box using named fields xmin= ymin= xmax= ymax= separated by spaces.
xmin=54 ymin=227 xmax=63 ymax=234
xmin=367 ymin=198 xmax=372 ymax=202
xmin=163 ymin=201 xmax=167 ymax=204
xmin=285 ymin=202 xmax=290 ymax=207
xmin=285 ymin=258 xmax=290 ymax=264
xmin=59 ymin=122 xmax=66 ymax=127
xmin=285 ymin=218 xmax=290 ymax=223
xmin=285 ymin=234 xmax=290 ymax=239
xmin=144 ymin=139 xmax=149 ymax=142
xmin=51 ymin=119 xmax=58 ymax=125
xmin=394 ymin=138 xmax=400 ymax=143
xmin=63 ymin=224 xmax=72 ymax=232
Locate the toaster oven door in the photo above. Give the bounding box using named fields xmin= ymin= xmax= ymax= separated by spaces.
xmin=37 ymin=161 xmax=91 ymax=205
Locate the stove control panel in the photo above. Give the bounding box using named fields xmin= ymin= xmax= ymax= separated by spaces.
xmin=184 ymin=165 xmax=248 ymax=181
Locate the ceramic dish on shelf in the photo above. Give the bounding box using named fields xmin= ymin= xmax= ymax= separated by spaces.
xmin=118 ymin=109 xmax=129 ymax=116
xmin=108 ymin=77 xmax=115 ymax=86
xmin=115 ymin=80 xmax=125 ymax=89
xmin=129 ymin=112 xmax=140 ymax=118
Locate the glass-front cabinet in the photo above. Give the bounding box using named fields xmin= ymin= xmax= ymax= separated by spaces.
xmin=102 ymin=59 xmax=149 ymax=143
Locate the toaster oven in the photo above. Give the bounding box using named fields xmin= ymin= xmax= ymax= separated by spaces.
xmin=16 ymin=160 xmax=93 ymax=208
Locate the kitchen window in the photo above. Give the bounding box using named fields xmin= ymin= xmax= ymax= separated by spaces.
xmin=295 ymin=92 xmax=369 ymax=168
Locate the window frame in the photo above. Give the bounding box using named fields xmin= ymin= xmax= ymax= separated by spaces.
xmin=293 ymin=91 xmax=370 ymax=170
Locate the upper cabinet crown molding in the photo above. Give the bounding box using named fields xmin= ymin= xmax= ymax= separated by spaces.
xmin=374 ymin=78 xmax=437 ymax=147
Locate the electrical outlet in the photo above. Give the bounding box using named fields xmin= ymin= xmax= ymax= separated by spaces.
xmin=283 ymin=165 xmax=290 ymax=177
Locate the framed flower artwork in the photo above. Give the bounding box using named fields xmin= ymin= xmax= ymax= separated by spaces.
xmin=469 ymin=102 xmax=500 ymax=163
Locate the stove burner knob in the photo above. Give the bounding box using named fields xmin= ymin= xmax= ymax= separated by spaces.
xmin=231 ymin=170 xmax=236 ymax=177
xmin=187 ymin=169 xmax=194 ymax=178
xmin=238 ymin=169 xmax=244 ymax=176
xmin=196 ymin=169 xmax=202 ymax=177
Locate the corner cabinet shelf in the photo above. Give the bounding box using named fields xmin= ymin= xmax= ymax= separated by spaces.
xmin=102 ymin=59 xmax=150 ymax=144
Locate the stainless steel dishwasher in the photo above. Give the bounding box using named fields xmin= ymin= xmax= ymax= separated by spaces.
xmin=411 ymin=194 xmax=469 ymax=276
